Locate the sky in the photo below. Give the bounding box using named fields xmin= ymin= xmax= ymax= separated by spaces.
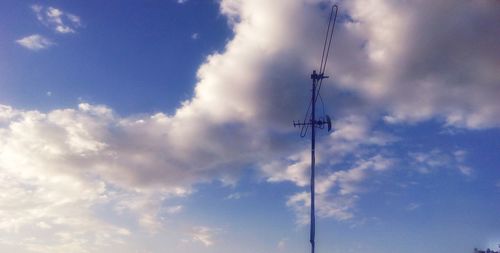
xmin=0 ymin=0 xmax=499 ymax=252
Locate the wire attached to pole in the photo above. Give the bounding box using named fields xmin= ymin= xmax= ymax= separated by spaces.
xmin=299 ymin=5 xmax=338 ymax=138
xmin=293 ymin=6 xmax=339 ymax=252
xmin=319 ymin=5 xmax=338 ymax=76
xmin=315 ymin=4 xmax=339 ymax=112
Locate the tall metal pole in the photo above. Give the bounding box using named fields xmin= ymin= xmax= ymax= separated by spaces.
xmin=293 ymin=6 xmax=338 ymax=253
xmin=310 ymin=70 xmax=317 ymax=253
xmin=293 ymin=71 xmax=330 ymax=253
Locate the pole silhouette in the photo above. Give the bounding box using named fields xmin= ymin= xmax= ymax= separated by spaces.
xmin=293 ymin=4 xmax=338 ymax=253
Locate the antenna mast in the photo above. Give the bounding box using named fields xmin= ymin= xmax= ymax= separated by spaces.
xmin=293 ymin=4 xmax=338 ymax=253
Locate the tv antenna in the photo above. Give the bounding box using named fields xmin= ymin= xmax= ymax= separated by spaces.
xmin=292 ymin=4 xmax=338 ymax=253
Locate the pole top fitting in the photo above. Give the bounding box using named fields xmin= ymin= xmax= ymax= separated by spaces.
xmin=311 ymin=70 xmax=329 ymax=80
xmin=311 ymin=70 xmax=318 ymax=80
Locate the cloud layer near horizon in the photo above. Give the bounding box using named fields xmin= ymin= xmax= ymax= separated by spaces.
xmin=1 ymin=0 xmax=499 ymax=252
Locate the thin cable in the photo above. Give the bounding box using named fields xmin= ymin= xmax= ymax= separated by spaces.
xmin=314 ymin=78 xmax=324 ymax=104
xmin=318 ymin=5 xmax=335 ymax=75
xmin=300 ymin=99 xmax=313 ymax=137
xmin=320 ymin=5 xmax=338 ymax=75
xmin=318 ymin=93 xmax=326 ymax=118
xmin=308 ymin=6 xmax=339 ymax=253
xmin=303 ymin=99 xmax=312 ymax=124
xmin=314 ymin=4 xmax=338 ymax=112
xmin=299 ymin=4 xmax=338 ymax=139
xmin=300 ymin=124 xmax=309 ymax=137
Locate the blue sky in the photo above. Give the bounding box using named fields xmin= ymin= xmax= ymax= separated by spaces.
xmin=0 ymin=0 xmax=499 ymax=253
xmin=1 ymin=0 xmax=231 ymax=114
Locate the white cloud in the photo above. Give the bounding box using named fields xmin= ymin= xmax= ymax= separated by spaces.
xmin=225 ymin=192 xmax=241 ymax=200
xmin=0 ymin=167 xmax=132 ymax=252
xmin=287 ymin=190 xmax=358 ymax=225
xmin=164 ymin=205 xmax=183 ymax=214
xmin=261 ymin=116 xmax=396 ymax=187
xmin=406 ymin=202 xmax=421 ymax=211
xmin=31 ymin=5 xmax=82 ymax=34
xmin=277 ymin=238 xmax=287 ymax=251
xmin=454 ymin=150 xmax=467 ymax=163
xmin=189 ymin=226 xmax=217 ymax=246
xmin=409 ymin=149 xmax=450 ymax=174
xmin=261 ymin=114 xmax=396 ymax=223
xmin=457 ymin=165 xmax=473 ymax=176
xmin=0 ymin=103 xmax=198 ymax=251
xmin=284 ymin=155 xmax=395 ymax=224
xmin=177 ymin=0 xmax=189 ymax=4
xmin=191 ymin=33 xmax=199 ymax=40
xmin=224 ymin=192 xmax=250 ymax=200
xmin=336 ymin=0 xmax=500 ymax=129
xmin=318 ymin=155 xmax=394 ymax=195
xmin=261 ymin=150 xmax=311 ymax=187
xmin=409 ymin=148 xmax=473 ymax=176
xmin=2 ymin=0 xmax=499 ymax=250
xmin=15 ymin=34 xmax=54 ymax=51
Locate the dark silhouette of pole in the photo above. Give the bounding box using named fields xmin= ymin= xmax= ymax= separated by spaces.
xmin=309 ymin=71 xmax=327 ymax=253
xmin=293 ymin=5 xmax=338 ymax=253
xmin=294 ymin=71 xmax=329 ymax=253
xmin=310 ymin=71 xmax=317 ymax=253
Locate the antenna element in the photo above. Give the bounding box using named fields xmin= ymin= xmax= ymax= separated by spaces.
xmin=292 ymin=4 xmax=339 ymax=253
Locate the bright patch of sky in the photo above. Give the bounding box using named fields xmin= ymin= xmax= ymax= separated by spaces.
xmin=0 ymin=0 xmax=499 ymax=253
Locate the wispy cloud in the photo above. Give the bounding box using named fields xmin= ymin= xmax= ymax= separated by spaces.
xmin=409 ymin=149 xmax=473 ymax=176
xmin=224 ymin=192 xmax=250 ymax=200
xmin=457 ymin=165 xmax=473 ymax=176
xmin=177 ymin=0 xmax=189 ymax=4
xmin=284 ymin=154 xmax=396 ymax=224
xmin=15 ymin=34 xmax=54 ymax=50
xmin=262 ymin=116 xmax=396 ymax=224
xmin=164 ymin=205 xmax=183 ymax=214
xmin=191 ymin=32 xmax=199 ymax=40
xmin=406 ymin=202 xmax=421 ymax=211
xmin=277 ymin=238 xmax=288 ymax=251
xmin=31 ymin=5 xmax=82 ymax=34
xmin=189 ymin=226 xmax=217 ymax=246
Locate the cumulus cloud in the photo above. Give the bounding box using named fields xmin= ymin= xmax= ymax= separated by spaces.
xmin=0 ymin=159 xmax=131 ymax=252
xmin=0 ymin=103 xmax=216 ymax=251
xmin=335 ymin=0 xmax=500 ymax=128
xmin=15 ymin=34 xmax=54 ymax=51
xmin=31 ymin=5 xmax=82 ymax=34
